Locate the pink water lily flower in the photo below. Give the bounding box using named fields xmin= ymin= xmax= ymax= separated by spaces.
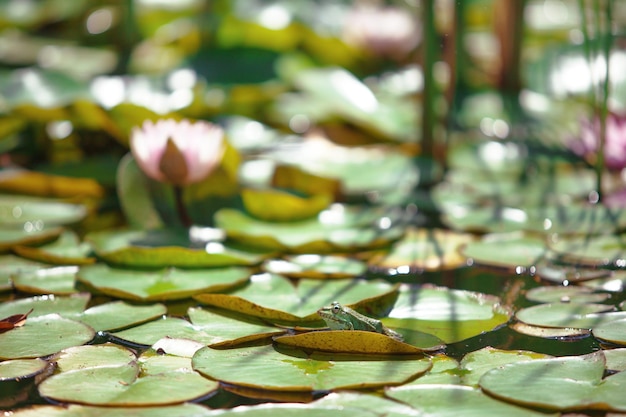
xmin=130 ymin=119 xmax=225 ymax=186
xmin=571 ymin=113 xmax=626 ymax=171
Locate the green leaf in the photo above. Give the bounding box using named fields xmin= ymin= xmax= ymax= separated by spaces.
xmin=515 ymin=302 xmax=626 ymax=329
xmin=8 ymin=404 xmax=213 ymax=417
xmin=0 ymin=195 xmax=86 ymax=228
xmin=460 ymin=233 xmax=548 ymax=270
xmin=263 ymin=255 xmax=367 ymax=279
xmin=192 ymin=344 xmax=431 ymax=392
xmin=77 ymin=264 xmax=251 ymax=301
xmin=13 ymin=230 xmax=95 ymax=265
xmin=0 ymin=358 xmax=48 ymax=381
xmin=12 ymin=265 xmax=78 ymax=295
xmin=76 ymin=301 xmax=167 ymax=332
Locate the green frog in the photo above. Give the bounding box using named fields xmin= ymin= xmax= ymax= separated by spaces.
xmin=317 ymin=301 xmax=403 ymax=342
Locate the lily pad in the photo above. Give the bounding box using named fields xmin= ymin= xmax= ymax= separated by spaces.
xmin=263 ymin=255 xmax=367 ymax=279
xmin=460 ymin=233 xmax=548 ymax=271
xmin=76 ymin=301 xmax=167 ymax=332
xmin=8 ymin=404 xmax=213 ymax=417
xmin=12 ymin=265 xmax=79 ymax=295
xmin=13 ymin=230 xmax=95 ymax=265
xmin=382 ymin=284 xmax=512 ymax=343
xmin=0 ymin=358 xmax=48 ymax=381
xmin=39 ymin=344 xmax=218 ymax=406
xmin=509 ymin=321 xmax=590 ymax=339
xmin=593 ymin=318 xmax=626 ymax=346
xmin=0 ymin=195 xmax=86 ymax=228
xmin=0 ymin=254 xmax=47 ymax=292
xmin=0 ymin=293 xmax=89 ymax=319
xmin=549 ymin=234 xmax=626 ymax=267
xmin=534 ymin=263 xmax=611 ymax=285
xmin=525 ymin=285 xmax=611 ymax=304
xmin=111 ymin=307 xmax=284 ymax=347
xmin=368 ymin=227 xmax=474 ymax=272
xmin=192 ymin=344 xmax=431 ymax=392
xmin=0 ymin=227 xmax=63 ymax=253
xmin=515 ymin=302 xmax=626 ymax=329
xmin=77 ymin=264 xmax=251 ymax=301
xmin=241 ymin=188 xmax=331 ymax=222
xmin=0 ymin=314 xmax=94 ymax=359
xmin=387 ymin=384 xmax=558 ymax=417
xmin=214 ymin=208 xmax=403 ymax=253
xmin=479 ymin=351 xmax=626 ymax=412
xmin=194 ymin=273 xmax=399 ymax=325
xmin=273 ymin=330 xmax=441 ymax=355
xmin=86 ymin=229 xmax=265 ymax=268
xmin=312 ymin=391 xmax=425 ymax=417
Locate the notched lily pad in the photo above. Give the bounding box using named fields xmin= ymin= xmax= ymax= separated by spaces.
xmin=195 ymin=273 xmax=399 ymax=326
xmin=39 ymin=344 xmax=218 ymax=406
xmin=382 ymin=284 xmax=512 ymax=343
xmin=13 ymin=231 xmax=95 ymax=265
xmin=86 ymin=229 xmax=265 ymax=268
xmin=273 ymin=330 xmax=439 ymax=355
xmin=479 ymin=351 xmax=626 ymax=412
xmin=0 ymin=314 xmax=94 ymax=359
xmin=192 ymin=344 xmax=431 ymax=392
xmin=112 ymin=307 xmax=284 ymax=348
xmin=77 ymin=264 xmax=251 ymax=301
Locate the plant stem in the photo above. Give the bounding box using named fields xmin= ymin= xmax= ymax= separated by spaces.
xmin=421 ymin=0 xmax=436 ymax=160
xmin=173 ymin=186 xmax=192 ymax=229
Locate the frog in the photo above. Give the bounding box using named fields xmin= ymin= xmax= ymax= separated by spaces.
xmin=317 ymin=301 xmax=403 ymax=342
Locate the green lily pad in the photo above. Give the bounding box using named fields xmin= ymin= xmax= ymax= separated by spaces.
xmin=534 ymin=263 xmax=611 ymax=285
xmin=0 ymin=293 xmax=89 ymax=319
xmin=0 ymin=314 xmax=94 ymax=359
xmin=510 ymin=321 xmax=590 ymax=339
xmin=382 ymin=284 xmax=512 ymax=343
xmin=441 ymin=206 xmax=531 ymax=234
xmin=194 ymin=273 xmax=399 ymax=325
xmin=192 ymin=344 xmax=431 ymax=392
xmin=479 ymin=351 xmax=626 ymax=411
xmin=12 ymin=265 xmax=78 ymax=295
xmin=242 ymin=188 xmax=331 ymax=222
xmin=516 ymin=302 xmax=626 ymax=329
xmin=77 ymin=264 xmax=251 ymax=301
xmin=76 ymin=301 xmax=167 ymax=332
xmin=604 ymin=348 xmax=626 ymax=371
xmin=459 ymin=346 xmax=553 ymax=386
xmin=312 ymin=391 xmax=425 ymax=417
xmin=13 ymin=230 xmax=95 ymax=265
xmin=8 ymin=404 xmax=213 ymax=417
xmin=405 ymin=354 xmax=461 ymax=385
xmin=581 ymin=270 xmax=626 ymax=292
xmin=39 ymin=344 xmax=218 ymax=406
xmin=387 ymin=384 xmax=558 ymax=417
xmin=0 ymin=227 xmax=63 ymax=253
xmin=263 ymin=255 xmax=367 ymax=279
xmin=111 ymin=307 xmax=284 ymax=347
xmin=0 ymin=195 xmax=86 ymax=228
xmin=549 ymin=234 xmax=626 ymax=267
xmin=0 ymin=358 xmax=48 ymax=381
xmin=524 ymin=204 xmax=626 ymax=236
xmin=460 ymin=233 xmax=548 ymax=271
xmin=86 ymin=229 xmax=265 ymax=268
xmin=0 ymin=254 xmax=47 ymax=292
xmin=593 ymin=318 xmax=626 ymax=345
xmin=368 ymin=227 xmax=474 ymax=273
xmin=214 ymin=208 xmax=403 ymax=253
xmin=526 ymin=285 xmax=611 ymax=304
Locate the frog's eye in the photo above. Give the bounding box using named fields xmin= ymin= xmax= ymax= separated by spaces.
xmin=331 ymin=303 xmax=341 ymax=312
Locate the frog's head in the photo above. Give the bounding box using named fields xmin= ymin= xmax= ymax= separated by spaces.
xmin=317 ymin=301 xmax=351 ymax=330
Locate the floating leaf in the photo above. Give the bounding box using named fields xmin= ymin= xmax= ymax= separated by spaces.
xmin=273 ymin=330 xmax=440 ymax=355
xmin=0 ymin=196 xmax=87 ymax=228
xmin=241 ymin=188 xmax=331 ymax=222
xmin=525 ymin=285 xmax=610 ymax=304
xmin=604 ymin=348 xmax=626 ymax=371
xmin=195 ymin=273 xmax=399 ymax=325
xmin=77 ymin=264 xmax=251 ymax=301
xmin=0 ymin=293 xmax=89 ymax=319
xmin=312 ymin=391 xmax=423 ymax=417
xmin=263 ymin=255 xmax=367 ymax=279
xmin=192 ymin=344 xmax=431 ymax=392
xmin=549 ymin=234 xmax=626 ymax=267
xmin=11 ymin=266 xmax=78 ymax=295
xmin=534 ymin=263 xmax=610 ymax=285
xmin=215 ymin=208 xmax=403 ymax=253
xmin=76 ymin=301 xmax=167 ymax=332
xmin=0 ymin=308 xmax=33 ymax=333
xmin=509 ymin=321 xmax=590 ymax=339
xmin=112 ymin=307 xmax=284 ymax=347
xmin=0 ymin=170 xmax=103 ymax=199
xmin=0 ymin=227 xmax=63 ymax=254
xmin=387 ymin=384 xmax=558 ymax=417
xmin=0 ymin=314 xmax=94 ymax=359
xmin=368 ymin=227 xmax=474 ymax=272
xmin=460 ymin=233 xmax=547 ymax=271
xmin=87 ymin=229 xmax=264 ymax=268
xmin=479 ymin=351 xmax=626 ymax=412
xmin=0 ymin=358 xmax=48 ymax=381
xmin=9 ymin=404 xmax=213 ymax=417
xmin=13 ymin=230 xmax=95 ymax=265
xmin=383 ymin=284 xmax=512 ymax=343
xmin=593 ymin=318 xmax=626 ymax=346
xmin=0 ymin=254 xmax=46 ymax=292
xmin=39 ymin=344 xmax=218 ymax=406
xmin=515 ymin=302 xmax=626 ymax=329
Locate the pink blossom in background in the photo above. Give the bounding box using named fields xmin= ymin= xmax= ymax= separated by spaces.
xmin=130 ymin=119 xmax=225 ymax=186
xmin=571 ymin=113 xmax=626 ymax=171
xmin=342 ymin=5 xmax=421 ymax=60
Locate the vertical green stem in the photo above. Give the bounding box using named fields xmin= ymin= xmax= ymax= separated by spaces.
xmin=421 ymin=0 xmax=437 ymax=161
